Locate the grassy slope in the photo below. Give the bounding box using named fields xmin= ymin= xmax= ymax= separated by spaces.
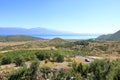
xmin=0 ymin=35 xmax=42 ymax=42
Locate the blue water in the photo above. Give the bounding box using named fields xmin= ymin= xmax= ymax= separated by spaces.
xmin=34 ymin=35 xmax=100 ymax=40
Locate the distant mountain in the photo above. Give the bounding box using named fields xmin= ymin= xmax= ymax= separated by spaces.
xmin=0 ymin=35 xmax=42 ymax=42
xmin=96 ymin=30 xmax=120 ymax=41
xmin=0 ymin=27 xmax=100 ymax=40
xmin=95 ymin=34 xmax=112 ymax=41
xmin=0 ymin=27 xmax=71 ymax=36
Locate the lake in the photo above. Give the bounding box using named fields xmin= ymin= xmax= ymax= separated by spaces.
xmin=34 ymin=34 xmax=100 ymax=40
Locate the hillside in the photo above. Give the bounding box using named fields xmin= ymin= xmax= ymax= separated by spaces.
xmin=95 ymin=34 xmax=112 ymax=41
xmin=0 ymin=35 xmax=42 ymax=42
xmin=96 ymin=30 xmax=120 ymax=41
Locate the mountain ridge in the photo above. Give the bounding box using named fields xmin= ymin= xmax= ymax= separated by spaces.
xmin=96 ymin=30 xmax=120 ymax=41
xmin=0 ymin=27 xmax=100 ymax=36
xmin=0 ymin=27 xmax=72 ymax=36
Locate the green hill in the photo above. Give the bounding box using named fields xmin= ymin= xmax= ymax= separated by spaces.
xmin=50 ymin=38 xmax=67 ymax=44
xmin=0 ymin=35 xmax=43 ymax=42
xmin=108 ymin=30 xmax=120 ymax=40
xmin=96 ymin=30 xmax=120 ymax=41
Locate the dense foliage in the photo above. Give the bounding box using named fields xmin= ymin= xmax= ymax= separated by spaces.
xmin=52 ymin=59 xmax=120 ymax=80
xmin=0 ymin=39 xmax=120 ymax=80
xmin=0 ymin=50 xmax=71 ymax=66
xmin=8 ymin=61 xmax=40 ymax=80
xmin=6 ymin=59 xmax=120 ymax=80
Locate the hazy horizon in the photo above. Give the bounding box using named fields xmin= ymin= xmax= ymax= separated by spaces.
xmin=0 ymin=0 xmax=120 ymax=34
xmin=0 ymin=27 xmax=113 ymax=34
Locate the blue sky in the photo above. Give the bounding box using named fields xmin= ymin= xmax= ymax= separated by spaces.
xmin=0 ymin=0 xmax=120 ymax=34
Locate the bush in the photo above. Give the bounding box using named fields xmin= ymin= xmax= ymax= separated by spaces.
xmin=77 ymin=63 xmax=89 ymax=78
xmin=8 ymin=61 xmax=40 ymax=80
xmin=113 ymin=67 xmax=120 ymax=80
xmin=29 ymin=61 xmax=40 ymax=80
xmin=14 ymin=56 xmax=25 ymax=66
xmin=35 ymin=52 xmax=50 ymax=60
xmin=74 ymin=40 xmax=89 ymax=46
xmin=89 ymin=59 xmax=111 ymax=80
xmin=40 ymin=66 xmax=51 ymax=74
xmin=116 ymin=49 xmax=120 ymax=54
xmin=96 ymin=45 xmax=108 ymax=51
xmin=1 ymin=56 xmax=12 ymax=65
xmin=56 ymin=54 xmax=64 ymax=62
xmin=8 ymin=68 xmax=26 ymax=80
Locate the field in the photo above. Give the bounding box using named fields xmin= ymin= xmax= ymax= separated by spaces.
xmin=0 ymin=38 xmax=120 ymax=80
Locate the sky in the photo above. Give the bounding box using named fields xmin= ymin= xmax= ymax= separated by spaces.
xmin=0 ymin=0 xmax=120 ymax=34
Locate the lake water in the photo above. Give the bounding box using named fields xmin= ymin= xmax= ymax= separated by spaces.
xmin=34 ymin=35 xmax=100 ymax=40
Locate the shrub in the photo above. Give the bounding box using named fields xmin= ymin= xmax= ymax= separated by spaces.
xmin=1 ymin=56 xmax=12 ymax=65
xmin=8 ymin=68 xmax=26 ymax=80
xmin=74 ymin=40 xmax=89 ymax=46
xmin=113 ymin=66 xmax=120 ymax=80
xmin=29 ymin=61 xmax=40 ymax=80
xmin=96 ymin=45 xmax=108 ymax=51
xmin=40 ymin=66 xmax=51 ymax=74
xmin=56 ymin=54 xmax=64 ymax=62
xmin=35 ymin=52 xmax=50 ymax=60
xmin=14 ymin=56 xmax=25 ymax=66
xmin=116 ymin=49 xmax=120 ymax=54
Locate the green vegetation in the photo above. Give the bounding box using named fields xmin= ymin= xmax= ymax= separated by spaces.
xmin=40 ymin=66 xmax=51 ymax=75
xmin=74 ymin=40 xmax=89 ymax=46
xmin=0 ymin=35 xmax=42 ymax=42
xmin=14 ymin=56 xmax=25 ymax=66
xmin=51 ymin=59 xmax=120 ymax=80
xmin=56 ymin=54 xmax=64 ymax=62
xmin=8 ymin=61 xmax=40 ymax=80
xmin=96 ymin=45 xmax=108 ymax=51
xmin=1 ymin=37 xmax=120 ymax=79
xmin=0 ymin=48 xmax=119 ymax=80
xmin=1 ymin=56 xmax=12 ymax=65
xmin=0 ymin=51 xmax=120 ymax=80
xmin=116 ymin=49 xmax=120 ymax=54
xmin=0 ymin=50 xmax=71 ymax=65
xmin=1 ymin=38 xmax=118 ymax=56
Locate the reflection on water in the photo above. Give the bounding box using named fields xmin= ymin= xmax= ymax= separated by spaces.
xmin=35 ymin=35 xmax=100 ymax=40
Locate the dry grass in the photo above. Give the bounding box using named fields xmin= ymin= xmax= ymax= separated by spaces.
xmin=0 ymin=41 xmax=29 ymax=46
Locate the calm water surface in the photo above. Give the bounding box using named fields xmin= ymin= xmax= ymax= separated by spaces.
xmin=35 ymin=35 xmax=100 ymax=40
